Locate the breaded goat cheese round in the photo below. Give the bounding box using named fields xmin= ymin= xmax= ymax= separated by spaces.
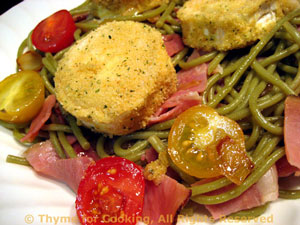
xmin=54 ymin=21 xmax=177 ymax=135
xmin=178 ymin=0 xmax=300 ymax=51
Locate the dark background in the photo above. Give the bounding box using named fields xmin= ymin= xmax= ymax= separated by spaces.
xmin=1 ymin=0 xmax=23 ymax=15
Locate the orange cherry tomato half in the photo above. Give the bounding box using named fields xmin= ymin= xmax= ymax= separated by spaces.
xmin=0 ymin=70 xmax=45 ymax=123
xmin=76 ymin=157 xmax=145 ymax=225
xmin=31 ymin=10 xmax=76 ymax=53
xmin=168 ymin=105 xmax=254 ymax=185
xmin=17 ymin=51 xmax=43 ymax=71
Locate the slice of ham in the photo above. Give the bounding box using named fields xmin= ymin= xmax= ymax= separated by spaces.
xmin=284 ymin=96 xmax=300 ymax=169
xmin=177 ymin=49 xmax=208 ymax=93
xmin=163 ymin=34 xmax=184 ymax=57
xmin=148 ymin=90 xmax=202 ymax=125
xmin=148 ymin=50 xmax=208 ymax=125
xmin=21 ymin=95 xmax=56 ymax=142
xmin=52 ymin=103 xmax=66 ymax=124
xmin=255 ymin=165 xmax=278 ymax=203
xmin=72 ymin=12 xmax=89 ymax=22
xmin=66 ymin=135 xmax=77 ymax=145
xmin=141 ymin=147 xmax=158 ymax=163
xmin=177 ymin=63 xmax=208 ymax=93
xmin=276 ymin=156 xmax=299 ymax=177
xmin=142 ymin=175 xmax=191 ymax=225
xmin=25 ymin=140 xmax=94 ymax=192
xmin=73 ymin=142 xmax=99 ymax=161
xmin=205 ymin=185 xmax=261 ymax=220
xmin=204 ymin=165 xmax=278 ymax=220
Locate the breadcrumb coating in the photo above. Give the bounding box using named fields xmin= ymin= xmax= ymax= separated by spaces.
xmin=54 ymin=21 xmax=177 ymax=135
xmin=178 ymin=0 xmax=300 ymax=51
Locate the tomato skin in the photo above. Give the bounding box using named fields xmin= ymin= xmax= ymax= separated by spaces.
xmin=76 ymin=157 xmax=145 ymax=225
xmin=17 ymin=51 xmax=43 ymax=71
xmin=168 ymin=105 xmax=254 ymax=185
xmin=31 ymin=10 xmax=76 ymax=53
xmin=0 ymin=70 xmax=45 ymax=123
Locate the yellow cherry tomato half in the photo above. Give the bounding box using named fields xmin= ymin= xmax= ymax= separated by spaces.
xmin=0 ymin=70 xmax=45 ymax=123
xmin=168 ymin=105 xmax=254 ymax=185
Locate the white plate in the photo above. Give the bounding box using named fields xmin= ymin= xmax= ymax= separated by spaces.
xmin=0 ymin=1 xmax=299 ymax=225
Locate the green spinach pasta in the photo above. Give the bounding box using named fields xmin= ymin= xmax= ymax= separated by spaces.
xmin=1 ymin=0 xmax=300 ymax=223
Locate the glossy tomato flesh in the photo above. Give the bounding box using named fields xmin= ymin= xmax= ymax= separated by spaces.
xmin=0 ymin=70 xmax=45 ymax=123
xmin=17 ymin=51 xmax=43 ymax=71
xmin=168 ymin=105 xmax=254 ymax=185
xmin=31 ymin=10 xmax=76 ymax=53
xmin=76 ymin=157 xmax=145 ymax=225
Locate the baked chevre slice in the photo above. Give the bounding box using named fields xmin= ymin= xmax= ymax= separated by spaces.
xmin=54 ymin=21 xmax=177 ymax=135
xmin=177 ymin=0 xmax=300 ymax=51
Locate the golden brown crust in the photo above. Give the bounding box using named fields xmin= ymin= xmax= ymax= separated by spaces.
xmin=54 ymin=21 xmax=177 ymax=135
xmin=178 ymin=0 xmax=300 ymax=51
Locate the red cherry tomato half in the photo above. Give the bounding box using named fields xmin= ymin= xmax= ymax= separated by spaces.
xmin=76 ymin=157 xmax=145 ymax=225
xmin=31 ymin=10 xmax=76 ymax=53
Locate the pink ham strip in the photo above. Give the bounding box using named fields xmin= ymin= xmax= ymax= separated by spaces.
xmin=205 ymin=185 xmax=261 ymax=220
xmin=66 ymin=135 xmax=77 ymax=145
xmin=141 ymin=147 xmax=158 ymax=163
xmin=163 ymin=34 xmax=184 ymax=57
xmin=204 ymin=166 xmax=278 ymax=220
xmin=21 ymin=95 xmax=56 ymax=142
xmin=25 ymin=140 xmax=94 ymax=192
xmin=148 ymin=90 xmax=202 ymax=125
xmin=52 ymin=103 xmax=66 ymax=124
xmin=176 ymin=50 xmax=208 ymax=93
xmin=284 ymin=96 xmax=300 ymax=169
xmin=142 ymin=175 xmax=191 ymax=225
xmin=177 ymin=63 xmax=208 ymax=93
xmin=148 ymin=50 xmax=208 ymax=125
xmin=276 ymin=156 xmax=299 ymax=177
xmin=255 ymin=165 xmax=278 ymax=203
xmin=73 ymin=142 xmax=99 ymax=161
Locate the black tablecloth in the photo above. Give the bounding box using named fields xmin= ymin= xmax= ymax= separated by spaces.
xmin=1 ymin=0 xmax=23 ymax=15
